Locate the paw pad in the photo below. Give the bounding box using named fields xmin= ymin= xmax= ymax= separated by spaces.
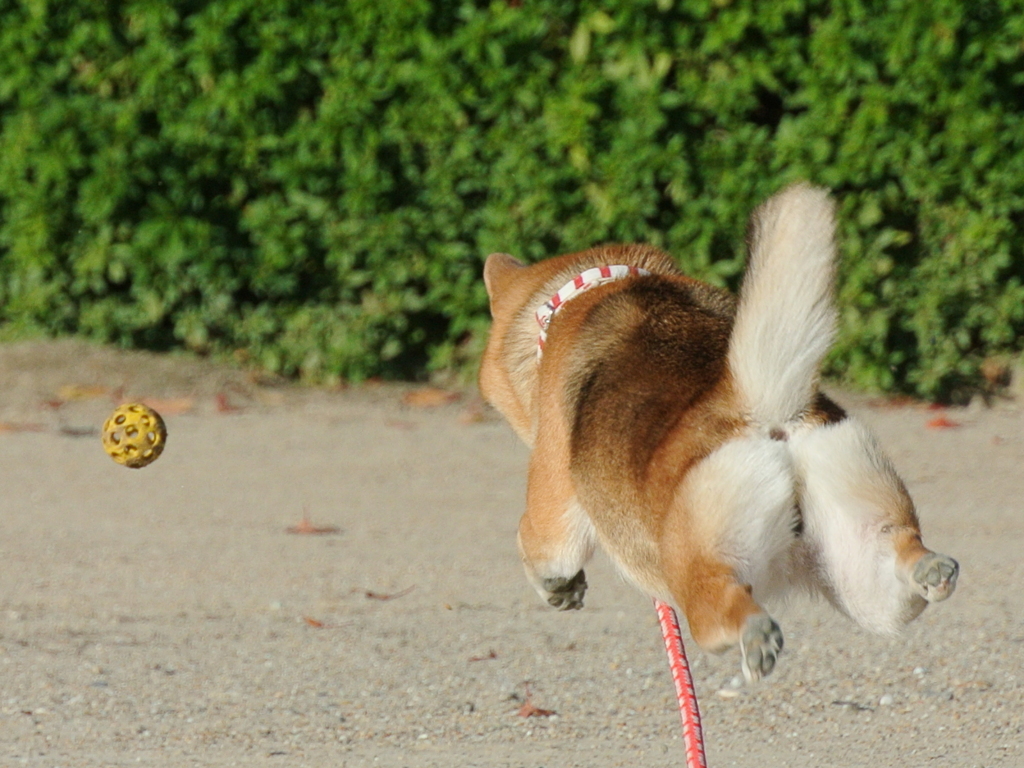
xmin=542 ymin=570 xmax=587 ymax=611
xmin=912 ymin=553 xmax=958 ymax=603
xmin=740 ymin=614 xmax=783 ymax=683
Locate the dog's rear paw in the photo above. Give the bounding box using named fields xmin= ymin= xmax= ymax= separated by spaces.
xmin=542 ymin=571 xmax=587 ymax=611
xmin=740 ymin=614 xmax=783 ymax=683
xmin=912 ymin=553 xmax=958 ymax=603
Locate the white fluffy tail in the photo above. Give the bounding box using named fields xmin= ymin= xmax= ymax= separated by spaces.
xmin=728 ymin=183 xmax=837 ymax=427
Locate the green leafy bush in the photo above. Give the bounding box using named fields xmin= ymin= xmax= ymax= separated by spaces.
xmin=1 ymin=0 xmax=1022 ymax=396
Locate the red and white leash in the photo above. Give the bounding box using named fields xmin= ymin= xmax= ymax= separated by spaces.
xmin=535 ymin=265 xmax=709 ymax=767
xmin=655 ymin=599 xmax=708 ymax=767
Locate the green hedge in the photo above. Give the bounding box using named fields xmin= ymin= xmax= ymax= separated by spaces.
xmin=1 ymin=0 xmax=1022 ymax=397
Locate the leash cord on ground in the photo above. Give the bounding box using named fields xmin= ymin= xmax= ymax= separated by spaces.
xmin=654 ymin=599 xmax=708 ymax=768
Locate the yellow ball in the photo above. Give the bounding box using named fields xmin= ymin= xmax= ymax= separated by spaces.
xmin=102 ymin=403 xmax=167 ymax=469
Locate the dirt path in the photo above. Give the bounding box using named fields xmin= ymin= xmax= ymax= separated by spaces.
xmin=1 ymin=340 xmax=1021 ymax=767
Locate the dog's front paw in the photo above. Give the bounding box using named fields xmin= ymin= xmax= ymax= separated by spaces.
xmin=912 ymin=553 xmax=958 ymax=603
xmin=542 ymin=570 xmax=587 ymax=611
xmin=740 ymin=614 xmax=783 ymax=683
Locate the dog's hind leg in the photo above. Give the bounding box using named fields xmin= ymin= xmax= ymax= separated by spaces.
xmin=661 ymin=550 xmax=785 ymax=682
xmin=661 ymin=436 xmax=797 ymax=681
xmin=518 ymin=444 xmax=597 ymax=611
xmin=790 ymin=418 xmax=959 ymax=634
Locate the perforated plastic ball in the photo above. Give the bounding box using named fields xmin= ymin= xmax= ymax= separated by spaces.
xmin=102 ymin=403 xmax=167 ymax=469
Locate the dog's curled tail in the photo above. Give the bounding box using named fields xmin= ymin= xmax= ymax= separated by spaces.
xmin=728 ymin=183 xmax=837 ymax=428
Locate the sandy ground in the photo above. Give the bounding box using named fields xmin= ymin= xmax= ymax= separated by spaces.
xmin=0 ymin=339 xmax=1022 ymax=768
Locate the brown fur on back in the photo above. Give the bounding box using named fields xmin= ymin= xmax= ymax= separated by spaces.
xmin=562 ymin=273 xmax=749 ymax=591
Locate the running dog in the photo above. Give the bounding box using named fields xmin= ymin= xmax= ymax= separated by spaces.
xmin=478 ymin=183 xmax=958 ymax=681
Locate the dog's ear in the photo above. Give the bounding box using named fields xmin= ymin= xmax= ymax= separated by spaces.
xmin=483 ymin=253 xmax=525 ymax=301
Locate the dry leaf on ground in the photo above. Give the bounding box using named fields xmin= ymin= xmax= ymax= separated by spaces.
xmin=285 ymin=512 xmax=340 ymax=535
xmin=517 ymin=684 xmax=556 ymax=718
xmin=57 ymin=384 xmax=109 ymax=401
xmin=402 ymin=387 xmax=461 ymax=408
xmin=0 ymin=422 xmax=47 ymax=433
xmin=866 ymin=395 xmax=920 ymax=409
xmin=457 ymin=400 xmax=489 ymax=425
xmin=140 ymin=397 xmax=195 ymax=415
xmin=216 ymin=393 xmax=243 ymax=414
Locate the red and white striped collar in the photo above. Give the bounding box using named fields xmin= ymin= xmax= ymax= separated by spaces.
xmin=535 ymin=264 xmax=650 ymax=359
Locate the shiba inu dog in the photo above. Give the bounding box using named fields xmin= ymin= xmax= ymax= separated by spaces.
xmin=479 ymin=183 xmax=958 ymax=682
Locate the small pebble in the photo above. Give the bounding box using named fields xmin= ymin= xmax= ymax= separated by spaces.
xmin=879 ymin=694 xmax=894 ymax=706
